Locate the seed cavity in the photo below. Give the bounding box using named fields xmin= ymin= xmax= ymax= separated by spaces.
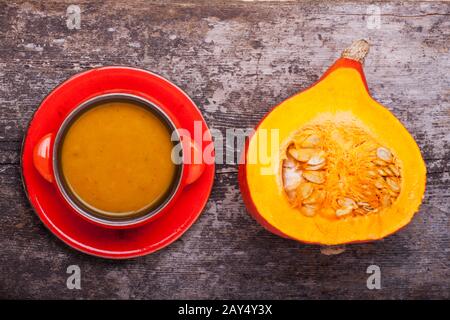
xmin=282 ymin=122 xmax=402 ymax=219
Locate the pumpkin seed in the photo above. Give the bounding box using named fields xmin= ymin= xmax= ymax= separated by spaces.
xmin=374 ymin=179 xmax=385 ymax=189
xmin=386 ymin=177 xmax=400 ymax=192
xmin=303 ymin=196 xmax=317 ymax=205
xmin=381 ymin=194 xmax=392 ymax=207
xmin=307 ymin=154 xmax=325 ymax=166
xmin=301 ymin=204 xmax=317 ymax=217
xmin=298 ymin=183 xmax=314 ymax=200
xmin=388 ymin=188 xmax=399 ymax=197
xmin=288 ymin=147 xmax=318 ymax=162
xmin=389 ymin=164 xmax=400 ymax=176
xmin=303 ymin=171 xmax=325 ymax=184
xmin=377 ymin=147 xmax=393 ymax=162
xmin=383 ymin=166 xmax=394 ymax=176
xmin=286 ymin=190 xmax=297 ymax=202
xmin=373 ymin=159 xmax=387 ymax=166
xmin=336 ymin=207 xmax=353 ymax=217
xmin=338 ymin=197 xmax=357 ymax=208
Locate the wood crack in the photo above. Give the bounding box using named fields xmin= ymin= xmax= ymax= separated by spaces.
xmin=333 ymin=12 xmax=450 ymax=18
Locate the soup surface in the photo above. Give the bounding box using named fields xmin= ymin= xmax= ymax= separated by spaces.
xmin=60 ymin=100 xmax=177 ymax=216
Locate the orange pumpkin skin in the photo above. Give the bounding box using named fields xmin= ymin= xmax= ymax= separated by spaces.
xmin=238 ymin=40 xmax=426 ymax=245
xmin=239 ymin=142 xmax=292 ymax=240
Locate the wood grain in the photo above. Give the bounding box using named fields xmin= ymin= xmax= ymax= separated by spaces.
xmin=0 ymin=0 xmax=448 ymax=299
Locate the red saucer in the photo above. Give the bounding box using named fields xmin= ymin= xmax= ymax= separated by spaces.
xmin=21 ymin=67 xmax=215 ymax=259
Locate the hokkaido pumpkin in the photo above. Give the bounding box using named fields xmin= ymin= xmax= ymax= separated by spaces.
xmin=238 ymin=40 xmax=426 ymax=245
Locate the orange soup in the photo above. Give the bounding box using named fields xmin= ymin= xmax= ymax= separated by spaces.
xmin=60 ymin=101 xmax=177 ymax=216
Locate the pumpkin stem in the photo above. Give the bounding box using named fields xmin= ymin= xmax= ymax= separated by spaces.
xmin=341 ymin=39 xmax=370 ymax=63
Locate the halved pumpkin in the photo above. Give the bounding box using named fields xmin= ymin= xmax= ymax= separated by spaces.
xmin=239 ymin=40 xmax=426 ymax=245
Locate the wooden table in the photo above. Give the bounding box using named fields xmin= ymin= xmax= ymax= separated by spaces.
xmin=0 ymin=1 xmax=448 ymax=299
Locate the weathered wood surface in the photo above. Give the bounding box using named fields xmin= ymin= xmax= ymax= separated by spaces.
xmin=0 ymin=0 xmax=449 ymax=299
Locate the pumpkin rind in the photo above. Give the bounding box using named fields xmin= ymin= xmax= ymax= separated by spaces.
xmin=239 ymin=41 xmax=426 ymax=245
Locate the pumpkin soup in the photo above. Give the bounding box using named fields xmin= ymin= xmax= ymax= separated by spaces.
xmin=60 ymin=100 xmax=178 ymax=216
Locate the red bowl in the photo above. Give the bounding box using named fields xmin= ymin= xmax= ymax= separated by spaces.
xmin=21 ymin=66 xmax=215 ymax=259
